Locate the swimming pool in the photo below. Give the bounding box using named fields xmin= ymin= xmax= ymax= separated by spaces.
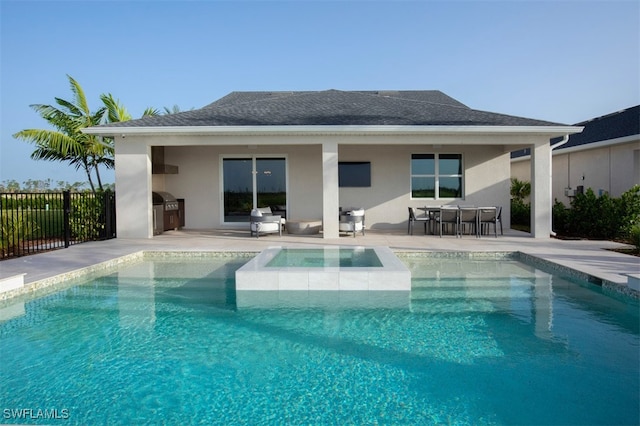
xmin=0 ymin=254 xmax=638 ymax=425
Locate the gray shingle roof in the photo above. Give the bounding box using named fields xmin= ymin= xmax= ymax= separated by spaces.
xmin=512 ymin=105 xmax=639 ymax=158
xmin=556 ymin=105 xmax=639 ymax=149
xmin=100 ymin=89 xmax=566 ymax=128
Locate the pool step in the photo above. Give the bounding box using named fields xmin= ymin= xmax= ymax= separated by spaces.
xmin=409 ymin=282 xmax=551 ymax=314
xmin=411 ymin=286 xmax=536 ymax=300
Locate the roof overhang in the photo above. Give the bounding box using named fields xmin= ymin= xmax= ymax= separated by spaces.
xmin=84 ymin=125 xmax=583 ymax=140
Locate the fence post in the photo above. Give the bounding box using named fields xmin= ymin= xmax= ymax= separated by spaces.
xmin=63 ymin=190 xmax=70 ymax=248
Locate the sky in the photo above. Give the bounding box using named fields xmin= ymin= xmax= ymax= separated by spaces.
xmin=1 ymin=0 xmax=638 ymax=187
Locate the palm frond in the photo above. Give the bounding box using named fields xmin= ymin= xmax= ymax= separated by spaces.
xmin=142 ymin=107 xmax=160 ymax=117
xmin=163 ymin=105 xmax=182 ymax=114
xmin=13 ymin=129 xmax=83 ymax=156
xmin=55 ymin=97 xmax=83 ymax=118
xmin=30 ymin=146 xmax=69 ymax=162
xmin=90 ymin=107 xmax=107 ymax=126
xmin=67 ymin=75 xmax=90 ymax=115
xmin=101 ymin=93 xmax=132 ymax=123
xmin=29 ymin=104 xmax=78 ymax=132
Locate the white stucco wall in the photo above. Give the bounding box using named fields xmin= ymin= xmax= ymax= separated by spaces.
xmin=154 ymin=139 xmax=514 ymax=232
xmin=337 ymin=144 xmax=511 ymax=230
xmin=113 ymin=132 xmax=562 ymax=238
xmin=162 ymin=144 xmax=324 ymax=229
xmin=114 ymin=137 xmax=152 ymax=238
xmin=512 ymin=138 xmax=640 ymax=206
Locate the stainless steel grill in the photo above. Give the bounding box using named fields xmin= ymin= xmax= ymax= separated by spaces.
xmin=152 ymin=191 xmax=181 ymax=235
xmin=153 ymin=191 xmax=179 ymax=211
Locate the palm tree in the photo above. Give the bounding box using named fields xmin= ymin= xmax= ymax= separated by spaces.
xmin=163 ymin=105 xmax=182 ymax=114
xmin=510 ymin=178 xmax=531 ymax=202
xmin=13 ymin=75 xmax=109 ymax=194
xmin=101 ymin=93 xmax=159 ymax=121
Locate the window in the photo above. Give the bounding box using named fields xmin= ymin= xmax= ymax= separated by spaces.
xmin=411 ymin=153 xmax=462 ymax=198
xmin=339 ymin=162 xmax=371 ymax=187
xmin=222 ymin=156 xmax=287 ymax=223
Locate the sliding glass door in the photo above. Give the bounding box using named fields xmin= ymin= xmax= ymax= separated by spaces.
xmin=222 ymin=156 xmax=286 ymax=223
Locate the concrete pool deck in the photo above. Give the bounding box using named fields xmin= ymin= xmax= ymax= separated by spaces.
xmin=1 ymin=228 xmax=638 ymax=299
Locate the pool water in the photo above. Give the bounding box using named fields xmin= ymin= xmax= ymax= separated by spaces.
xmin=0 ymin=255 xmax=638 ymax=425
xmin=266 ymin=248 xmax=383 ymax=267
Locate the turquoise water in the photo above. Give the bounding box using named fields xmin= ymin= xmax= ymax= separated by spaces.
xmin=266 ymin=248 xmax=383 ymax=267
xmin=0 ymin=256 xmax=638 ymax=425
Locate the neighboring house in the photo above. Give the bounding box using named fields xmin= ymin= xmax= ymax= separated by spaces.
xmin=512 ymin=105 xmax=640 ymax=205
xmin=85 ymin=90 xmax=581 ymax=239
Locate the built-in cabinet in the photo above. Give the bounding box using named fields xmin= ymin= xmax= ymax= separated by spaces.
xmin=164 ymin=210 xmax=178 ymax=231
xmin=178 ymin=199 xmax=185 ymax=228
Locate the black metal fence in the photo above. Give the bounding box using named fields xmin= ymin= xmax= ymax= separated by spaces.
xmin=0 ymin=191 xmax=116 ymax=259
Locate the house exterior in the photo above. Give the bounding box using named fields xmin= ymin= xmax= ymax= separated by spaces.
xmin=512 ymin=105 xmax=640 ymax=205
xmin=84 ymin=90 xmax=582 ymax=239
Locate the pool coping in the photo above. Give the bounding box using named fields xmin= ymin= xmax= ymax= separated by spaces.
xmin=1 ymin=249 xmax=638 ymax=302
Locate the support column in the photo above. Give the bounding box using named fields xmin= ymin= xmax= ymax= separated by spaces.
xmin=321 ymin=141 xmax=339 ymax=239
xmin=115 ymin=137 xmax=153 ymax=238
xmin=530 ymin=141 xmax=552 ymax=238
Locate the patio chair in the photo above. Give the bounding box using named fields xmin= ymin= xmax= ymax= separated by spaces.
xmin=459 ymin=207 xmax=479 ymax=237
xmin=339 ymin=208 xmax=365 ymax=237
xmin=249 ymin=208 xmax=282 ymax=238
xmin=478 ymin=207 xmax=499 ymax=238
xmin=408 ymin=207 xmax=430 ymax=235
xmin=437 ymin=207 xmax=459 ymax=238
xmin=256 ymin=206 xmax=286 ymax=230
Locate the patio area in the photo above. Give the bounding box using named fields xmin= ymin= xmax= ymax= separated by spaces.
xmin=1 ymin=228 xmax=638 ymax=300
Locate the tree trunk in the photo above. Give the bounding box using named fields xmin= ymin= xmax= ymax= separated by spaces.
xmin=83 ymin=157 xmax=96 ymax=194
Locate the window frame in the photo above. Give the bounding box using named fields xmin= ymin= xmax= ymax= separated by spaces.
xmin=219 ymin=154 xmax=288 ymax=225
xmin=338 ymin=161 xmax=371 ymax=188
xmin=410 ymin=153 xmax=464 ymax=200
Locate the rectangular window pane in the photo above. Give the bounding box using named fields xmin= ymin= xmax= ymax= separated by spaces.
xmin=411 ymin=154 xmax=435 ymax=175
xmin=256 ymin=158 xmax=286 ymax=208
xmin=439 ymin=154 xmax=462 ymax=175
xmin=411 ymin=176 xmax=435 ymax=198
xmin=439 ymin=177 xmax=462 ymax=198
xmin=339 ymin=162 xmax=371 ymax=187
xmin=223 ymin=158 xmax=253 ymax=222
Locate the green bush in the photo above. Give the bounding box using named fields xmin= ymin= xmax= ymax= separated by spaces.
xmin=552 ymin=200 xmax=570 ymax=235
xmin=628 ymin=222 xmax=640 ymax=253
xmin=32 ymin=210 xmax=65 ymax=238
xmin=554 ymin=185 xmax=640 ymax=243
xmin=618 ymin=185 xmax=640 ymax=239
xmin=70 ymin=194 xmax=104 ymax=241
xmin=510 ymin=199 xmax=530 ymax=228
xmin=0 ymin=212 xmax=39 ymax=256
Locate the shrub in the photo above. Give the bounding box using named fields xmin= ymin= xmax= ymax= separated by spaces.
xmin=552 ymin=200 xmax=570 ymax=235
xmin=70 ymin=194 xmax=104 ymax=241
xmin=0 ymin=212 xmax=39 ymax=257
xmin=554 ymin=185 xmax=640 ymax=242
xmin=618 ymin=185 xmax=640 ymax=239
xmin=628 ymin=222 xmax=640 ymax=253
xmin=510 ymin=199 xmax=530 ymax=228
